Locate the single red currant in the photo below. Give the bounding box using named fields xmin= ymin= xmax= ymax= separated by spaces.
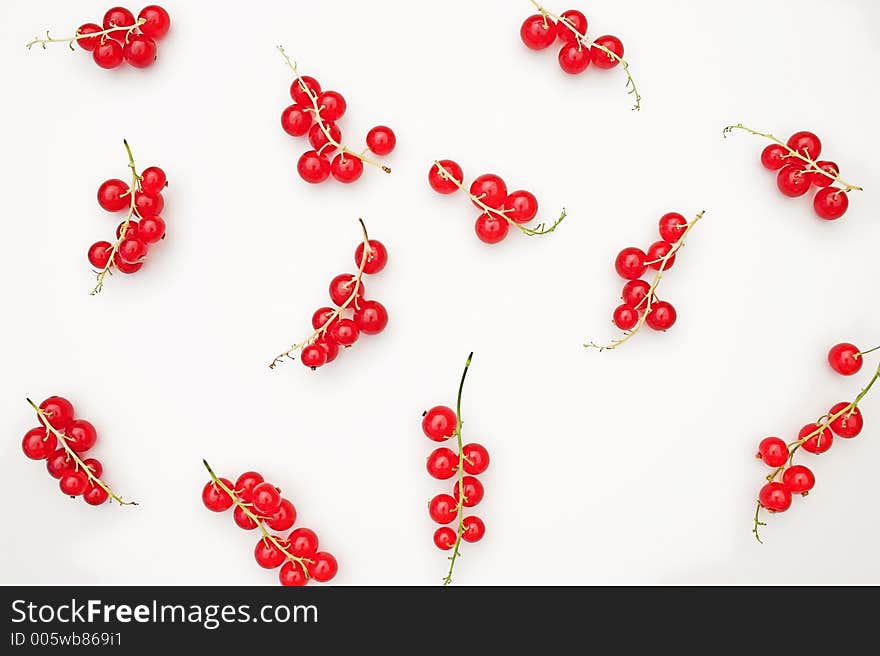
xmin=758 ymin=482 xmax=792 ymax=512
xmin=427 ymin=447 xmax=458 ymax=480
xmin=470 ymin=174 xmax=507 ymax=210
xmin=622 ymin=279 xmax=651 ymax=309
xmin=558 ymin=43 xmax=590 ymax=74
xmin=462 ymin=516 xmax=486 ymax=543
xmin=429 ymin=160 xmax=463 ymax=194
xmin=46 ymin=449 xmax=73 ymax=478
xmin=297 ymin=150 xmax=331 ymax=184
xmin=114 ymin=255 xmax=143 ymax=274
xmin=123 ymin=35 xmax=157 ymax=68
xmin=614 ymin=247 xmax=647 ymax=280
xmin=140 ymin=166 xmax=167 ymax=195
xmin=355 ymin=240 xmax=388 ymax=274
xmin=317 ymin=91 xmax=346 ymax=121
xmin=103 ymin=7 xmax=136 ymax=40
xmin=136 ymin=216 xmax=166 ymax=244
xmin=645 ymin=301 xmax=676 ymax=331
xmin=423 ymin=406 xmax=457 ymax=441
xmin=474 ymin=211 xmax=510 ymax=244
xmin=281 ymin=104 xmax=313 ymax=137
xmin=308 ymin=121 xmax=342 ymax=153
xmin=267 ymin=499 xmax=297 ymax=531
xmin=330 ymin=153 xmax=364 ymax=183
xmin=288 ymin=528 xmax=319 ymax=557
xmin=799 ymin=423 xmax=833 ymax=454
xmin=646 ymin=240 xmax=675 ymax=270
xmin=22 ymin=427 xmax=57 ymax=460
xmin=60 ymin=469 xmax=89 ymax=496
xmin=39 ymin=396 xmax=75 ymax=430
xmin=82 ymin=458 xmax=102 ymax=477
xmin=461 ymin=443 xmax=490 ymax=475
xmin=254 ymin=537 xmax=287 ymax=569
xmin=828 ymin=402 xmax=863 ymax=438
xmin=453 ymin=476 xmax=485 ymax=507
xmin=88 ymin=241 xmax=113 ymax=269
xmin=760 ymin=144 xmax=789 ymax=171
xmin=117 ymin=220 xmax=138 ymax=239
xmin=291 ymin=75 xmax=321 ymax=105
xmin=556 ymin=9 xmax=587 ymax=44
xmin=354 ymin=300 xmax=388 ymax=335
xmin=134 ymin=191 xmax=164 ymax=218
xmin=786 ymin=131 xmax=822 ymax=159
xmin=591 ymin=35 xmax=624 ymax=68
xmin=827 ymin=343 xmax=862 ymax=376
xmin=66 ymin=419 xmax=97 ymax=453
xmin=813 ymin=187 xmax=849 ymax=220
xmin=757 ymin=437 xmax=788 ymax=467
xmin=504 ymin=190 xmax=538 ymax=224
xmin=428 ymin=494 xmax=458 ymax=524
xmin=658 ymin=212 xmax=687 ymax=244
xmin=776 ymin=165 xmax=811 ymax=197
xmin=782 ymin=465 xmax=815 ymax=495
xmin=75 ymin=24 xmax=102 ymax=51
xmin=238 ymin=473 xmax=269 ymax=507
xmin=520 ymin=14 xmax=557 ymax=50
xmin=279 ymin=561 xmax=308 ymax=586
xmin=137 ymin=5 xmax=172 ymax=40
xmin=433 ymin=526 xmax=457 ymax=550
xmin=330 ymin=318 xmax=360 ymax=347
xmin=314 ymin=336 xmax=339 ymax=364
xmin=251 ymin=482 xmax=283 ymax=515
xmin=366 ymin=126 xmax=396 ymax=155
xmin=309 ymin=552 xmax=338 ymax=582
xmin=202 ymin=478 xmax=234 ymax=511
xmin=329 ymin=274 xmax=364 ymax=306
xmin=118 ymin=238 xmax=148 ymax=264
xmin=83 ymin=482 xmax=110 ymax=506
xmin=97 ymin=179 xmax=130 ymax=212
xmin=234 ymin=505 xmax=258 ymax=530
xmin=301 ymin=343 xmax=327 ymax=369
xmin=613 ymin=304 xmax=639 ymax=330
xmin=92 ymin=38 xmax=124 ymax=69
xmin=809 ymin=161 xmax=839 ymax=188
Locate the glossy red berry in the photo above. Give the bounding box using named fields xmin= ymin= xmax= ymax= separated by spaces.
xmin=97 ymin=179 xmax=130 ymax=212
xmin=614 ymin=247 xmax=647 ymax=280
xmin=288 ymin=528 xmax=319 ymax=557
xmin=622 ymin=279 xmax=651 ymax=309
xmin=103 ymin=7 xmax=136 ymax=40
xmin=266 ymin=499 xmax=297 ymax=531
xmin=330 ymin=319 xmax=360 ymax=347
xmin=470 ymin=174 xmax=507 ymax=209
xmin=301 ymin=343 xmax=327 ymax=369
xmin=134 ymin=191 xmax=164 ymax=218
xmin=279 ymin=561 xmax=308 ymax=586
xmin=75 ymin=24 xmax=103 ymax=51
xmin=646 ymin=240 xmax=675 ymax=271
xmin=786 ymin=131 xmax=822 ymax=159
xmin=799 ymin=423 xmax=833 ymax=454
xmin=233 ymin=506 xmax=258 ymax=530
xmin=520 ymin=14 xmax=557 ymax=50
xmin=461 ymin=443 xmax=490 ymax=475
xmin=354 ymin=240 xmax=388 ymax=274
xmin=330 ymin=153 xmax=363 ymax=183
xmin=612 ymin=304 xmax=639 ymax=330
xmin=462 ymin=516 xmax=486 ymax=543
xmin=114 ymin=255 xmax=143 ymax=274
xmin=475 ymin=212 xmax=509 ymax=244
xmin=88 ymin=241 xmax=113 ymax=268
xmin=237 ymin=471 xmax=266 ymax=503
xmin=66 ymin=419 xmax=97 ymax=453
xmin=828 ymin=402 xmax=863 ymax=438
xmin=297 ymin=150 xmax=331 ymax=184
xmin=308 ymin=552 xmax=338 ymax=582
xmin=291 ymin=75 xmax=321 ymax=105
xmin=117 ymin=220 xmax=138 ymax=239
xmin=782 ymin=465 xmax=815 ymax=495
xmin=314 ymin=336 xmax=339 ymax=364
xmin=92 ymin=38 xmax=124 ymax=69
xmin=60 ymin=469 xmax=89 ymax=496
xmin=329 ymin=274 xmax=363 ymax=306
xmin=22 ymin=427 xmax=56 ymax=460
xmin=140 ymin=166 xmax=167 ymax=195
xmin=366 ymin=126 xmax=395 ymax=155
xmin=39 ymin=396 xmax=75 ymax=431
xmin=354 ymin=300 xmax=388 ymax=335
xmin=645 ymin=301 xmax=676 ymax=331
xmin=427 ymin=447 xmax=458 ymax=480
xmin=82 ymin=458 xmax=102 ymax=478
xmin=83 ymin=482 xmax=110 ymax=506
xmin=308 ymin=121 xmax=342 ymax=153
xmin=123 ymin=35 xmax=157 ymax=68
xmin=504 ymin=190 xmax=538 ymax=224
xmin=558 ymin=43 xmax=590 ymax=74
xmin=658 ymin=212 xmax=687 ymax=244
xmin=254 ymin=537 xmax=287 ymax=569
xmin=429 ymin=160 xmax=463 ymax=194
xmin=281 ymin=104 xmax=313 ymax=137
xmin=202 ymin=478 xmax=234 ymax=511
xmin=46 ymin=449 xmax=73 ymax=478
xmin=428 ymin=493 xmax=458 ymax=524
xmin=433 ymin=526 xmax=457 ymax=550
xmin=758 ymin=482 xmax=792 ymax=512
xmin=453 ymin=476 xmax=485 ymax=507
xmin=251 ymin=482 xmax=283 ymax=515
xmin=591 ymin=35 xmax=624 ymax=68
xmin=760 ymin=144 xmax=789 ymax=171
xmin=556 ymin=9 xmax=587 ymax=44
xmin=813 ymin=187 xmax=849 ymax=220
xmin=776 ymin=165 xmax=811 ymax=197
xmin=138 ymin=5 xmax=171 ymax=40
xmin=809 ymin=161 xmax=839 ymax=187
xmin=317 ymin=91 xmax=346 ymax=121
xmin=118 ymin=237 xmax=148 ymax=264
xmin=828 ymin=343 xmax=862 ymax=375
xmin=136 ymin=216 xmax=166 ymax=244
xmin=757 ymin=437 xmax=788 ymax=467
xmin=312 ymin=307 xmax=339 ymax=331
xmin=423 ymin=406 xmax=457 ymax=441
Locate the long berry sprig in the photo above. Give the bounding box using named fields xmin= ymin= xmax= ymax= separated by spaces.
xmin=27 ymin=18 xmax=145 ymax=51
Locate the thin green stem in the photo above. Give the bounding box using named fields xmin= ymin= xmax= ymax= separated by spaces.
xmin=27 ymin=18 xmax=146 ymax=50
xmin=857 ymin=344 xmax=880 ymax=358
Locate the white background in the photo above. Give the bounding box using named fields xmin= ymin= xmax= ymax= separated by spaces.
xmin=1 ymin=0 xmax=878 ymax=585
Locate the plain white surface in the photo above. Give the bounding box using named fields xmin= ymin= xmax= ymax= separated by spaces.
xmin=1 ymin=0 xmax=879 ymax=585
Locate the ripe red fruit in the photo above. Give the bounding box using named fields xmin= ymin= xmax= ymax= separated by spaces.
xmin=645 ymin=301 xmax=676 ymax=331
xmin=329 ymin=274 xmax=363 ymax=306
xmin=202 ymin=479 xmax=234 ymax=511
xmin=828 ymin=402 xmax=863 ymax=438
xmin=281 ymin=104 xmax=313 ymax=137
xmin=291 ymin=75 xmax=321 ymax=105
xmin=520 ymin=14 xmax=557 ymax=49
xmin=613 ymin=304 xmax=639 ymax=330
xmin=279 ymin=561 xmax=308 ymax=586
xmin=475 ymin=212 xmax=509 ymax=244
xmin=317 ymin=91 xmax=346 ymax=121
xmin=757 ymin=437 xmax=788 ymax=467
xmin=366 ymin=126 xmax=396 ymax=155
xmin=329 ymin=318 xmax=360 ymax=346
xmin=799 ymin=423 xmax=833 ymax=454
xmin=658 ymin=212 xmax=687 ymax=244
xmin=39 ymin=396 xmax=75 ymax=431
xmin=504 ymin=190 xmax=539 ymax=224
xmin=462 ymin=516 xmax=486 ymax=543
xmin=354 ymin=240 xmax=388 ymax=274
xmin=428 ymin=494 xmax=458 ymax=524
xmin=308 ymin=552 xmax=338 ymax=582
xmin=103 ymin=7 xmax=136 ymax=40
xmin=429 ymin=160 xmax=463 ymax=194
xmin=314 ymin=337 xmax=339 ymax=364
xmin=138 ymin=5 xmax=172 ymax=40
xmin=266 ymin=499 xmax=297 ymax=531
xmin=254 ymin=537 xmax=287 ymax=569
xmin=646 ymin=240 xmax=675 ymax=271
xmin=297 ymin=150 xmax=331 ymax=184
xmin=301 ymin=344 xmax=327 ymax=369
xmin=60 ymin=469 xmax=89 ymax=496
xmin=453 ymin=476 xmax=485 ymax=507
xmin=423 ymin=406 xmax=457 ymax=441
xmin=235 ymin=470 xmax=264 ymax=499
xmin=22 ymin=427 xmax=57 ymax=460
xmin=760 ymin=144 xmax=789 ymax=170
xmin=140 ymin=166 xmax=167 ymax=195
xmin=622 ymin=279 xmax=651 ymax=309
xmin=427 ymin=447 xmax=458 ymax=480
xmin=82 ymin=458 xmax=102 ymax=477
xmin=46 ymin=449 xmax=73 ymax=478
xmin=66 ymin=419 xmax=97 ymax=453
xmin=782 ymin=465 xmax=815 ymax=495
xmin=330 ymin=153 xmax=364 ymax=183
xmin=137 ymin=216 xmax=166 ymax=244
xmin=433 ymin=526 xmax=457 ymax=550
xmin=288 ymin=528 xmax=319 ymax=557
xmin=828 ymin=343 xmax=862 ymax=376
xmin=118 ymin=238 xmax=148 ymax=264
xmin=556 ymin=9 xmax=587 ymax=44
xmin=93 ymin=39 xmax=124 ymax=69
xmin=353 ymin=300 xmax=388 ymax=335
xmin=98 ymin=179 xmax=130 ymax=212
xmin=813 ymin=187 xmax=849 ymax=220
xmin=117 ymin=221 xmax=138 ymax=239
xmin=251 ymin=482 xmax=283 ymax=515
xmin=809 ymin=161 xmax=839 ymax=187
xmin=134 ymin=191 xmax=164 ymax=218
xmin=558 ymin=43 xmax=590 ymax=74
xmin=787 ymin=131 xmax=822 ymax=159
xmin=83 ymin=482 xmax=110 ymax=506
xmin=461 ymin=443 xmax=490 ymax=475
xmin=88 ymin=241 xmax=113 ymax=269
xmin=75 ymin=23 xmax=103 ymax=51
xmin=776 ymin=165 xmax=810 ymax=197
xmin=123 ymin=35 xmax=158 ymax=68
xmin=591 ymin=35 xmax=624 ymax=68
xmin=308 ymin=121 xmax=342 ymax=153
xmin=614 ymin=247 xmax=647 ymax=280
xmin=470 ymin=174 xmax=507 ymax=210
xmin=114 ymin=255 xmax=143 ymax=274
xmin=233 ymin=506 xmax=257 ymax=530
xmin=758 ymin=482 xmax=792 ymax=512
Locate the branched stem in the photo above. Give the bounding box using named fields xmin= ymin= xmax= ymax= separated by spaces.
xmin=277 ymin=46 xmax=391 ymax=174
xmin=202 ymin=459 xmax=312 ymax=577
xmin=586 ymin=210 xmax=705 ymax=351
xmin=723 ymin=123 xmax=863 ymax=192
xmin=27 ymin=18 xmax=146 ymax=50
xmin=433 ymin=161 xmax=567 ymax=236
xmin=530 ymin=1 xmax=640 ymax=110
xmin=27 ymin=398 xmax=136 ymax=506
xmin=442 ymin=352 xmax=474 ymax=586
xmin=270 ymin=218 xmax=372 ymax=369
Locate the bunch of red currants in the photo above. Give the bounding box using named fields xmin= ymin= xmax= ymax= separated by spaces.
xmin=202 ymin=464 xmax=337 ymax=586
xmin=520 ymin=8 xmax=623 ymax=75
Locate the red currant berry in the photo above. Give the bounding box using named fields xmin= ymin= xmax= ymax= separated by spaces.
xmin=355 ymin=240 xmax=388 ymax=274
xmin=591 ymin=35 xmax=624 ymax=68
xmin=301 ymin=343 xmax=327 ymax=369
xmin=828 ymin=343 xmax=862 ymax=376
xmin=470 ymin=174 xmax=507 ymax=210
xmin=622 ymin=279 xmax=651 ymax=309
xmin=475 ymin=212 xmax=509 ymax=244
xmin=83 ymin=481 xmax=110 ymax=506
xmin=309 ymin=552 xmax=338 ymax=582
xmin=138 ymin=5 xmax=171 ymax=40
xmin=366 ymin=126 xmax=396 ymax=155
xmin=428 ymin=493 xmax=457 ymax=524
xmin=297 ymin=150 xmax=331 ymax=184
xmin=202 ymin=478 xmax=234 ymax=511
xmin=291 ymin=75 xmax=321 ymax=104
xmin=558 ymin=43 xmax=590 ymax=74
xmin=782 ymin=465 xmax=815 ymax=495
xmin=429 ymin=160 xmax=463 ymax=194
xmin=645 ymin=301 xmax=676 ymax=331
xmin=314 ymin=336 xmax=339 ymax=364
xmin=103 ymin=7 xmax=136 ymax=40
xmin=66 ymin=419 xmax=97 ymax=453
xmin=75 ymin=24 xmax=103 ymax=51
xmin=461 ymin=443 xmax=490 ymax=475
xmin=813 ymin=187 xmax=849 ymax=220
xmin=329 ymin=274 xmax=364 ymax=306
xmin=136 ymin=216 xmax=166 ymax=244
xmin=46 ymin=449 xmax=73 ymax=478
xmin=658 ymin=212 xmax=687 ymax=244
xmin=330 ymin=153 xmax=364 ymax=183
xmin=233 ymin=505 xmax=258 ymax=530
xmin=556 ymin=10 xmax=587 ymax=44
xmin=317 ymin=91 xmax=346 ymax=121
xmin=504 ymin=190 xmax=538 ymax=224
xmin=251 ymin=482 xmax=282 ymax=515
xmin=39 ymin=396 xmax=75 ymax=430
xmin=123 ymin=34 xmax=157 ymax=68
xmin=22 ymin=427 xmax=56 ymax=460
xmin=288 ymin=527 xmax=319 ymax=557
xmin=114 ymin=255 xmax=143 ymax=274
xmin=462 ymin=516 xmax=486 ymax=543
xmin=757 ymin=437 xmax=788 ymax=467
xmin=267 ymin=498 xmax=297 ymax=531
xmin=279 ymin=561 xmax=308 ymax=586
xmin=427 ymin=447 xmax=458 ymax=480
xmin=254 ymin=537 xmax=287 ymax=569
xmin=117 ymin=220 xmax=138 ymax=239
xmin=308 ymin=121 xmax=342 ymax=153
xmin=646 ymin=240 xmax=675 ymax=270
xmin=613 ymin=304 xmax=639 ymax=330
xmin=118 ymin=238 xmax=148 ymax=264
xmin=82 ymin=458 xmax=102 ymax=478
xmin=134 ymin=191 xmax=164 ymax=218
xmin=433 ymin=526 xmax=457 ymax=550
xmin=330 ymin=318 xmax=360 ymax=347
xmin=799 ymin=423 xmax=833 ymax=454
xmin=354 ymin=300 xmax=388 ymax=335
xmin=60 ymin=469 xmax=89 ymax=496
xmin=760 ymin=144 xmax=789 ymax=171
xmin=140 ymin=166 xmax=167 ymax=195
xmin=758 ymin=482 xmax=792 ymax=512
xmin=97 ymin=179 xmax=130 ymax=212
xmin=238 ymin=472 xmax=267 ymax=504
xmin=809 ymin=161 xmax=839 ymax=187
xmin=281 ymin=104 xmax=313 ymax=137
xmin=614 ymin=247 xmax=647 ymax=280
xmin=423 ymin=406 xmax=457 ymax=441
xmin=453 ymin=476 xmax=485 ymax=507
xmin=776 ymin=165 xmax=811 ymax=197
xmin=520 ymin=14 xmax=557 ymax=50
xmin=828 ymin=402 xmax=863 ymax=438
xmin=312 ymin=308 xmax=339 ymax=332
xmin=92 ymin=38 xmax=124 ymax=69
xmin=88 ymin=241 xmax=113 ymax=269
xmin=786 ymin=131 xmax=822 ymax=159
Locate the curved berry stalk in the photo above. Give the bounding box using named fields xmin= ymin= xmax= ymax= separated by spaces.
xmin=586 ymin=210 xmax=705 ymax=351
xmin=429 ymin=160 xmax=567 ymax=244
xmin=277 ymin=46 xmax=394 ymax=184
xmin=26 ymin=6 xmax=171 ymax=69
xmin=270 ymin=219 xmax=388 ymax=370
xmin=723 ymin=123 xmax=862 ymax=220
xmin=89 ymin=139 xmax=168 ymax=295
xmin=752 ymin=343 xmax=880 ymax=543
xmin=523 ymin=2 xmax=641 ymax=110
xmin=423 ymin=353 xmax=490 ymax=585
xmin=23 ymin=397 xmax=136 ymax=506
xmin=201 ymin=460 xmax=337 ymax=585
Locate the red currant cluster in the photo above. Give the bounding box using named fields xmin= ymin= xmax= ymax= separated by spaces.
xmin=87 ymin=140 xmax=167 ymax=294
xmin=271 ymin=220 xmax=388 ymax=370
xmin=423 ymin=354 xmax=489 ymax=585
xmin=277 ymin=47 xmax=395 ymax=185
xmin=428 ymin=159 xmax=566 ymax=244
xmin=725 ymin=124 xmax=863 ymax=221
xmin=27 ymin=5 xmax=170 ymax=69
xmin=520 ymin=2 xmax=639 ymax=110
xmin=22 ymin=396 xmax=135 ymax=507
xmin=588 ymin=211 xmax=704 ymax=350
xmin=753 ymin=342 xmax=880 ymax=542
xmin=201 ymin=460 xmax=337 ymax=586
